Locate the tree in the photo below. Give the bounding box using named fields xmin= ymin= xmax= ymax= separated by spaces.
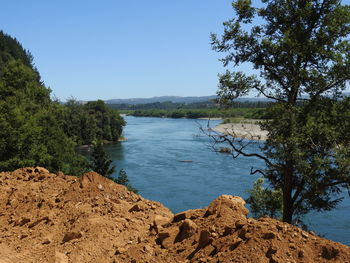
xmin=89 ymin=143 xmax=138 ymax=193
xmin=115 ymin=169 xmax=139 ymax=193
xmin=0 ymin=60 xmax=88 ymax=175
xmin=246 ymin=178 xmax=282 ymax=219
xmin=90 ymin=140 xmax=116 ymax=177
xmin=211 ymin=0 xmax=350 ymax=223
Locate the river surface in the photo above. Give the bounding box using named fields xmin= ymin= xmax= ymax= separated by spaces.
xmin=105 ymin=116 xmax=350 ymax=245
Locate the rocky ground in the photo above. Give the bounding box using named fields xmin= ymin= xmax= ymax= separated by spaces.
xmin=0 ymin=167 xmax=349 ymax=263
xmin=213 ymin=122 xmax=268 ymax=141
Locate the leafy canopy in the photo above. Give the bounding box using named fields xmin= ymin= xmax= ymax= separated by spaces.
xmin=211 ymin=0 xmax=350 ymax=223
xmin=0 ymin=31 xmax=125 ymax=175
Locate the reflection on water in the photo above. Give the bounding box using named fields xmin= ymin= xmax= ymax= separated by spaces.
xmin=104 ymin=116 xmax=350 ymax=245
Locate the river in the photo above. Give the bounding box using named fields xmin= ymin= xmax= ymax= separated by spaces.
xmin=105 ymin=116 xmax=350 ymax=245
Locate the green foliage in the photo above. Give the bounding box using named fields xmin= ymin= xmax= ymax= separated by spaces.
xmin=122 ymin=107 xmax=268 ymax=120
xmin=0 ymin=31 xmax=33 ymax=73
xmin=0 ymin=58 xmax=88 ymax=175
xmin=108 ymin=100 xmax=271 ymax=111
xmin=64 ymin=99 xmax=125 ymax=145
xmin=115 ymin=169 xmax=138 ymax=193
xmin=0 ymin=32 xmax=124 ymax=176
xmin=89 ymin=142 xmax=138 ymax=193
xmin=212 ymin=0 xmax=350 ymax=223
xmin=89 ymin=140 xmax=115 ymax=177
xmin=246 ymin=178 xmax=282 ymax=219
xmin=262 ymin=99 xmax=350 ymax=217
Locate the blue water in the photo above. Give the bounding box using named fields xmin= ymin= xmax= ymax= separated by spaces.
xmin=105 ymin=116 xmax=350 ymax=245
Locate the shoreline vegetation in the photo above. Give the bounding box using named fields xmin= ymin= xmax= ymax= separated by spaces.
xmin=117 ymin=107 xmax=268 ymax=120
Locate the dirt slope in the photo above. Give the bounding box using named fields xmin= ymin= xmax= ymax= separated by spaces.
xmin=0 ymin=167 xmax=349 ymax=263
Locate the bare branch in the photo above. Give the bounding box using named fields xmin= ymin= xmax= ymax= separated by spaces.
xmin=201 ymin=124 xmax=273 ymax=167
xmin=250 ymin=167 xmax=266 ymax=176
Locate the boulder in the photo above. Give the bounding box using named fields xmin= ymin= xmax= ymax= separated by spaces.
xmin=204 ymin=195 xmax=248 ymax=219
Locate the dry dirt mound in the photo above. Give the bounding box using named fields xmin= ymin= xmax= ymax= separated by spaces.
xmin=0 ymin=167 xmax=349 ymax=263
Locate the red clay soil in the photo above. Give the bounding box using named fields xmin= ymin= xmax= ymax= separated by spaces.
xmin=0 ymin=167 xmax=349 ymax=263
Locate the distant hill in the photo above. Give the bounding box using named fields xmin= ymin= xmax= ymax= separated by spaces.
xmin=104 ymin=95 xmax=276 ymax=105
xmin=104 ymin=92 xmax=350 ymax=105
xmin=105 ymin=96 xmax=217 ymax=104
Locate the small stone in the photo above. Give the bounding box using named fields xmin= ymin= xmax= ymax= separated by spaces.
xmin=42 ymin=238 xmax=51 ymax=245
xmin=301 ymin=231 xmax=309 ymax=239
xmin=211 ymin=232 xmax=218 ymax=238
xmin=223 ymin=226 xmax=234 ymax=236
xmin=19 ymin=234 xmax=28 ymax=240
xmin=153 ymin=215 xmax=170 ymax=233
xmin=143 ymin=245 xmax=153 ymax=253
xmin=173 ymin=212 xmax=186 ymax=222
xmin=55 ymin=252 xmax=68 ymax=263
xmin=262 ymin=232 xmax=276 ymax=239
xmin=176 ymin=219 xmax=198 ymax=242
xmin=15 ymin=218 xmax=31 ymax=227
xmin=115 ymin=247 xmax=126 ymax=255
xmin=235 ymin=220 xmax=246 ymax=229
xmin=129 ymin=204 xmax=142 ymax=212
xmin=62 ymin=232 xmax=82 ymax=243
xmin=198 ymin=230 xmax=211 ymax=249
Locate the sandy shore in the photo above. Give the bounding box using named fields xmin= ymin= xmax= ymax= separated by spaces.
xmin=212 ymin=121 xmax=268 ymax=141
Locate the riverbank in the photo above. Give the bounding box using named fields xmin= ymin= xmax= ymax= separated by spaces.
xmin=1 ymin=167 xmax=349 ymax=262
xmin=213 ymin=121 xmax=268 ymax=141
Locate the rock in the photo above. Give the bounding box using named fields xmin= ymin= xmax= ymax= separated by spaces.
xmin=62 ymin=232 xmax=82 ymax=243
xmin=42 ymin=238 xmax=51 ymax=245
xmin=198 ymin=230 xmax=211 ymax=249
xmin=173 ymin=212 xmax=186 ymax=222
xmin=204 ymin=195 xmax=248 ymax=219
xmin=153 ymin=215 xmax=170 ymax=233
xmin=115 ymin=247 xmax=126 ymax=255
xmin=143 ymin=245 xmax=153 ymax=253
xmin=176 ymin=219 xmax=198 ymax=242
xmin=14 ymin=217 xmax=31 ymax=227
xmin=55 ymin=252 xmax=68 ymax=263
xmin=173 ymin=209 xmax=200 ymax=222
xmin=266 ymin=246 xmax=278 ymax=258
xmin=129 ymin=204 xmax=142 ymax=212
xmin=218 ymin=147 xmax=232 ymax=154
xmin=19 ymin=234 xmax=28 ymax=240
xmin=79 ymin=171 xmax=106 ymax=189
xmin=301 ymin=231 xmax=309 ymax=239
xmin=157 ymin=232 xmax=171 ymax=248
xmin=262 ymin=232 xmax=276 ymax=239
xmin=1 ymin=167 xmax=350 ymax=263
xmin=34 ymin=167 xmax=50 ymax=174
xmin=321 ymin=246 xmax=339 ymax=260
xmin=28 ymin=216 xmax=50 ymax=229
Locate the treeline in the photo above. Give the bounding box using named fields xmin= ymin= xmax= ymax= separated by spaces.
xmin=108 ymin=100 xmax=271 ymax=111
xmin=0 ymin=31 xmax=124 ymax=175
xmin=64 ymin=99 xmax=125 ymax=145
xmin=120 ymin=107 xmax=269 ymax=119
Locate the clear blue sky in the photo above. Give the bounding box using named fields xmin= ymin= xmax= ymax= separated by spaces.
xmin=1 ymin=0 xmax=238 ymax=101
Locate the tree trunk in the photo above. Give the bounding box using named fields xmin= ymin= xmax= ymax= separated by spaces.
xmin=282 ymin=162 xmax=293 ymax=223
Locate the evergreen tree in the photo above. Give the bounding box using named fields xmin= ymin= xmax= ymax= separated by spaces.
xmin=115 ymin=169 xmax=138 ymax=193
xmin=89 ymin=143 xmax=138 ymax=193
xmin=89 ymin=140 xmax=115 ymax=178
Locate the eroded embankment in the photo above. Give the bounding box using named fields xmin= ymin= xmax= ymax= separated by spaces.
xmin=0 ymin=167 xmax=349 ymax=263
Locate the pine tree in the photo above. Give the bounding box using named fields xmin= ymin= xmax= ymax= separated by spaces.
xmin=90 ymin=141 xmax=115 ymax=178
